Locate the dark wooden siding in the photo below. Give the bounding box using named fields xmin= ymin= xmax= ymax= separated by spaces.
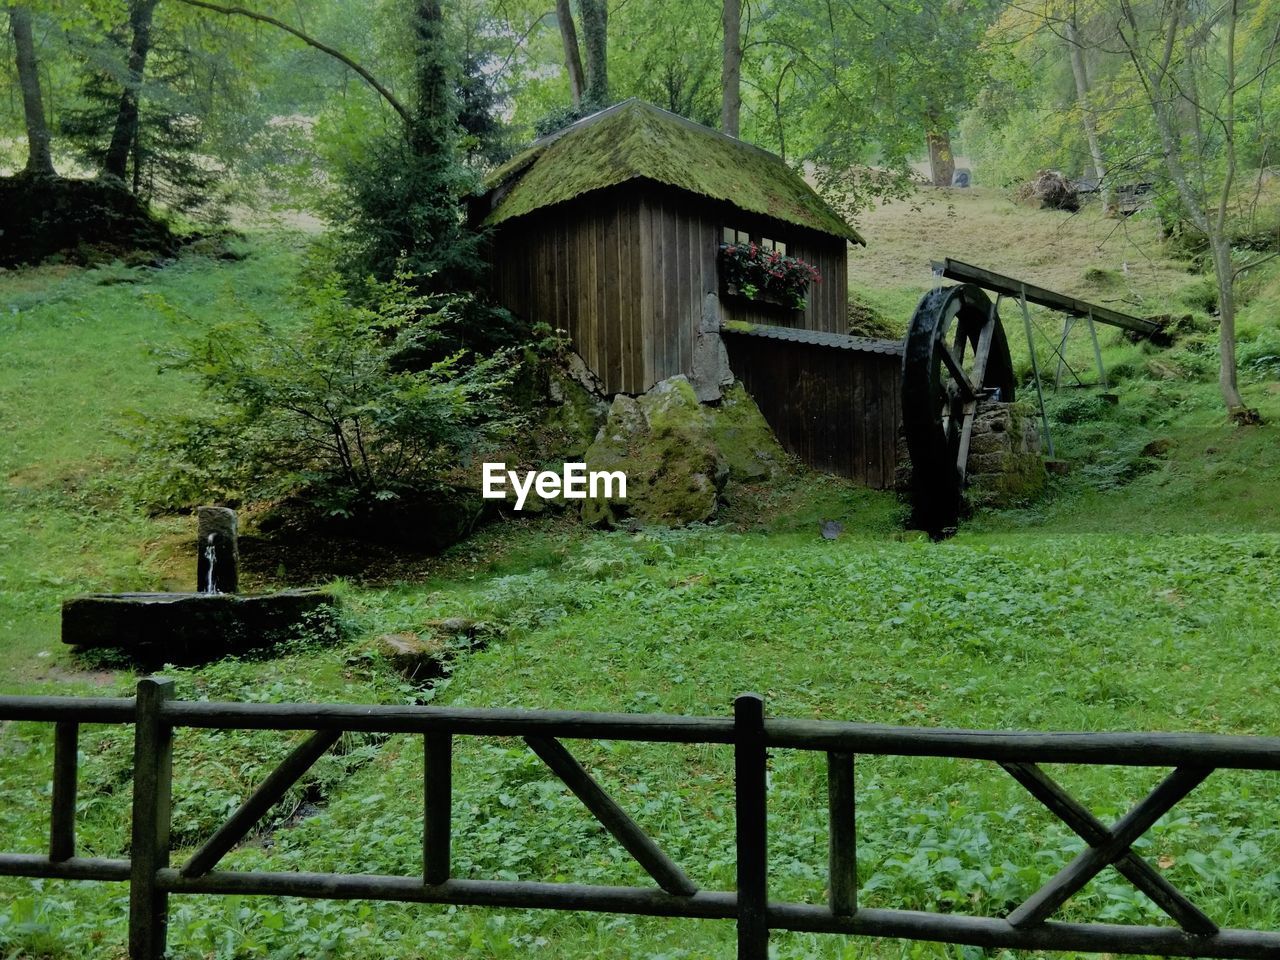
xmin=489 ymin=183 xmax=852 ymax=395
xmin=723 ymin=334 xmax=902 ymax=488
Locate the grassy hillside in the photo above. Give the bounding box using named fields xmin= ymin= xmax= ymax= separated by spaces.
xmin=1 ymin=202 xmax=1279 ymax=959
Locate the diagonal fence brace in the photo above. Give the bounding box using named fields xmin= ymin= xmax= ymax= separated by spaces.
xmin=1001 ymin=761 xmax=1217 ymax=935
xmin=525 ymin=736 xmax=698 ymax=897
xmin=181 ymin=729 xmax=343 ymax=878
xmin=1007 ymin=765 xmax=1212 ymax=929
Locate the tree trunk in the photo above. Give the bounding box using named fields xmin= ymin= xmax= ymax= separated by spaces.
xmin=554 ymin=0 xmax=586 ymax=107
xmin=1066 ymin=19 xmax=1116 ymax=216
xmin=103 ymin=0 xmax=160 ymax=184
xmin=580 ymin=0 xmax=608 ymax=105
xmin=1209 ymin=235 xmax=1250 ymax=415
xmin=926 ymin=120 xmax=954 ymax=187
xmin=8 ymin=5 xmax=55 ymax=176
xmin=409 ymin=0 xmax=452 ymax=156
xmin=721 ymin=0 xmax=741 ymax=137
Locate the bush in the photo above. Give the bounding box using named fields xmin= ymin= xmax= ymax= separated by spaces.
xmin=135 ymin=273 xmax=521 ymax=518
xmin=1049 ymin=393 xmax=1117 ymax=425
xmin=1238 ymin=327 xmax=1280 ymax=380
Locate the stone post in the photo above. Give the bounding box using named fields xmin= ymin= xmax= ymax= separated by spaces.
xmin=196 ymin=506 xmax=239 ymax=594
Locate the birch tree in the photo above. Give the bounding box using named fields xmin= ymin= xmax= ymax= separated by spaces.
xmin=1116 ymin=0 xmax=1278 ymax=420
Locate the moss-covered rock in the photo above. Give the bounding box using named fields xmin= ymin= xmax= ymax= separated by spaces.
xmin=542 ymin=356 xmax=608 ymax=458
xmin=708 ymin=382 xmax=786 ymax=481
xmin=0 ymin=174 xmax=177 ymax=267
xmin=581 ymin=376 xmax=728 ymax=527
xmin=375 ymin=632 xmax=448 ymax=681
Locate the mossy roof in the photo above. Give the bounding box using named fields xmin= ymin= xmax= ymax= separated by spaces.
xmin=482 ymin=100 xmax=864 ymax=244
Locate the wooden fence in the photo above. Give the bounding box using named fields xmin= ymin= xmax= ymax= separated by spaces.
xmin=2 ymin=679 xmax=1279 ymax=959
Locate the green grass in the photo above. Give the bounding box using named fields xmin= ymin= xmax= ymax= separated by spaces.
xmin=0 ymin=236 xmax=304 ymax=690
xmin=1 ymin=216 xmax=1280 ymax=959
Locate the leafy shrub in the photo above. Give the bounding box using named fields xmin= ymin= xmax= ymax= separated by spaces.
xmin=533 ymin=98 xmax=611 ymax=137
xmin=1049 ymin=393 xmax=1116 ymax=425
xmin=134 ymin=274 xmax=521 ymax=517
xmin=1238 ymin=327 xmax=1280 ymax=380
xmin=1179 ymin=275 xmax=1221 ymax=314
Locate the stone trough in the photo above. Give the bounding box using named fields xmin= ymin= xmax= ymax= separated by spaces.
xmin=62 ymin=507 xmax=339 ymax=665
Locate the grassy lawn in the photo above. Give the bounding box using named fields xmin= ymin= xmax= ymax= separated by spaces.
xmin=2 ymin=204 xmax=1279 ymax=958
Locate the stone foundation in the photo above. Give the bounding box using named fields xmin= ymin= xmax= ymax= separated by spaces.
xmin=965 ymin=400 xmax=1045 ymax=507
xmin=895 ymin=400 xmax=1045 ymax=509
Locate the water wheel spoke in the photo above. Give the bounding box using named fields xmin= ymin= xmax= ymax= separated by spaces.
xmin=969 ymin=318 xmax=996 ymax=394
xmin=938 ymin=343 xmax=976 ymax=400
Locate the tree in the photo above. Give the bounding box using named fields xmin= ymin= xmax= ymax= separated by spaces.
xmin=721 ymin=0 xmax=741 ymax=136
xmin=102 ymin=0 xmax=159 ymax=183
xmin=580 ymin=0 xmax=608 ymax=103
xmin=1064 ymin=8 xmax=1116 ymax=214
xmin=736 ymin=0 xmax=996 ymax=213
xmin=62 ymin=15 xmax=220 ymax=208
xmin=553 ymin=0 xmax=586 ymax=106
xmin=1115 ymin=0 xmax=1275 ymax=420
xmin=926 ymin=112 xmax=955 ymax=186
xmin=8 ymin=4 xmax=55 ymax=175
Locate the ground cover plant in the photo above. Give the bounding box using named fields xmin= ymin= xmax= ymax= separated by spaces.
xmin=2 ymin=192 xmax=1279 ymax=958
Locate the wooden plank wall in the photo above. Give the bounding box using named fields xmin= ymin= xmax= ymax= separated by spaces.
xmin=724 ymin=335 xmax=902 ymax=488
xmin=491 ymin=196 xmax=644 ymax=395
xmin=489 ymin=186 xmax=852 ymax=395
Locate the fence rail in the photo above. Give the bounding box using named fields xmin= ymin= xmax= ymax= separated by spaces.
xmin=2 ymin=679 xmax=1279 ymax=959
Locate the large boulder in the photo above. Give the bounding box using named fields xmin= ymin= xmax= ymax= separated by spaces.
xmin=0 ymin=175 xmax=177 ymax=267
xmin=542 ymin=356 xmax=609 ymax=459
xmin=707 ymin=382 xmax=786 ymax=481
xmin=581 ymin=376 xmax=784 ymax=527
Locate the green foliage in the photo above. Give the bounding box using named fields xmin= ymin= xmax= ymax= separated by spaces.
xmin=328 ymin=129 xmax=484 ymax=289
xmin=136 ymin=272 xmax=521 ymax=517
xmin=59 ymin=21 xmax=222 ymax=214
xmin=531 ymin=98 xmax=612 ymax=138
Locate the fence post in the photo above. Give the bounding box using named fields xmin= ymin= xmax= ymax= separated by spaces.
xmin=49 ymin=721 xmax=79 ymax=861
xmin=130 ymin=678 xmax=175 ymax=960
xmin=827 ymin=752 xmax=857 ymax=917
xmin=424 ymin=732 xmax=452 ymax=885
xmin=734 ymin=693 xmax=768 ymax=960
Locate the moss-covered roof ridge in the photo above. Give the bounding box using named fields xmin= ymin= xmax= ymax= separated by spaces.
xmin=482 ymin=99 xmax=864 ymax=243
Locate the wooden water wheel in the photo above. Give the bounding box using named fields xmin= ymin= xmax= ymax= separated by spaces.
xmin=901 ymin=284 xmax=1017 ymax=536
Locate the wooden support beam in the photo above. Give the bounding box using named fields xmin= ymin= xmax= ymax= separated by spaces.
xmin=1008 ymin=766 xmax=1212 ymax=928
xmin=735 ymin=694 xmax=769 ymax=960
xmin=181 ymin=728 xmax=341 ymax=878
xmin=525 ymin=736 xmax=696 ymax=897
xmin=931 ymin=259 xmax=1162 ymax=336
xmin=1001 ymin=762 xmax=1217 ymax=935
xmin=129 ymin=678 xmax=175 ymax=960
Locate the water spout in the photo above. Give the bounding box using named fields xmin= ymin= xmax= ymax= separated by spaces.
xmin=196 ymin=505 xmax=239 ymax=594
xmin=203 ymin=534 xmax=219 ymax=594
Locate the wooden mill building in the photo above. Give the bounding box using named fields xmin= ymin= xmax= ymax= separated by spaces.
xmin=474 ymin=99 xmax=905 ymax=488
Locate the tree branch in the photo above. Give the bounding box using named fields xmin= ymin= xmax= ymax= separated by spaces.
xmin=172 ymin=0 xmax=411 ymax=124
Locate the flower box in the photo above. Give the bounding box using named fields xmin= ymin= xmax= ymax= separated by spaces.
xmin=722 ymin=282 xmax=794 ymax=309
xmin=718 ymin=241 xmax=821 ymax=311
